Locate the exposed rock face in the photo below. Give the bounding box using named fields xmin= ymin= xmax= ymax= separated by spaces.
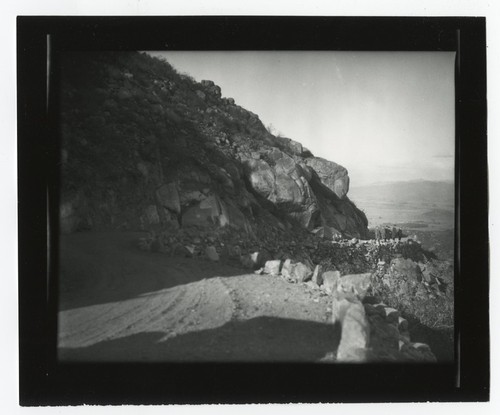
xmin=303 ymin=157 xmax=350 ymax=199
xmin=59 ymin=51 xmax=368 ymax=238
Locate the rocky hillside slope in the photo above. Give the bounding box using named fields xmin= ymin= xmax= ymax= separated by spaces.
xmin=58 ymin=51 xmax=368 ymax=241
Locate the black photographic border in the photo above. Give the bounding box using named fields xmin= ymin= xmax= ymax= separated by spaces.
xmin=17 ymin=16 xmax=489 ymax=405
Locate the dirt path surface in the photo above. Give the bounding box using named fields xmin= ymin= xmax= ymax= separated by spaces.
xmin=58 ymin=232 xmax=339 ymax=362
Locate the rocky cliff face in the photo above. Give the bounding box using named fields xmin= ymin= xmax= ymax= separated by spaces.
xmin=59 ymin=51 xmax=368 ymax=239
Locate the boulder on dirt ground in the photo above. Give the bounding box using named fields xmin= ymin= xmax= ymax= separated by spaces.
xmin=264 ymin=260 xmax=282 ymax=275
xmin=335 ymin=300 xmax=369 ymax=362
xmin=281 ymin=259 xmax=294 ymax=280
xmin=251 ymin=251 xmax=268 ymax=268
xmin=331 ymin=295 xmax=351 ymax=325
xmin=205 ymin=245 xmax=219 ymax=262
xmin=240 ymin=251 xmax=268 ymax=270
xmin=305 ymin=280 xmax=319 ymax=289
xmin=336 ymin=272 xmax=372 ymax=299
xmin=322 ymin=270 xmax=341 ymax=294
xmin=240 ymin=254 xmax=253 ymax=269
xmin=280 ymin=260 xmax=313 ymax=282
xmin=293 ymin=262 xmax=313 ymax=282
xmin=185 ymin=245 xmax=196 ymax=256
xmin=312 ymin=264 xmax=324 ymax=286
xmin=172 ymin=243 xmax=193 ymax=258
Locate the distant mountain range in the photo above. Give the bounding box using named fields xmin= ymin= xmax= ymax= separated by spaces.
xmin=350 ymin=180 xmax=454 ymax=207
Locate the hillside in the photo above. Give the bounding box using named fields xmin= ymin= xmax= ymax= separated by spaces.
xmin=59 ymin=51 xmax=368 ymax=251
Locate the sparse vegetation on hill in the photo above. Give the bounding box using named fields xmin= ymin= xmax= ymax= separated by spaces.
xmin=59 ymin=51 xmax=368 ymax=239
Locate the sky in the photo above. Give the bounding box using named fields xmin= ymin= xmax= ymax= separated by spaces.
xmin=148 ymin=51 xmax=456 ymax=187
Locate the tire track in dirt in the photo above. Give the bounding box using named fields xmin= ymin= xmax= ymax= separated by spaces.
xmin=58 ymin=232 xmax=339 ymax=362
xmin=58 ymin=277 xmax=236 ymax=351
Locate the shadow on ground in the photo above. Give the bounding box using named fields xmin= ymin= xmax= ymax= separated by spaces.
xmin=58 ymin=316 xmax=340 ymax=362
xmin=58 ymin=231 xmax=249 ymax=310
xmin=406 ymin=316 xmax=454 ymax=362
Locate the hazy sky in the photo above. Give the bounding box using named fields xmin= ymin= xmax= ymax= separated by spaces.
xmin=148 ymin=51 xmax=455 ymax=187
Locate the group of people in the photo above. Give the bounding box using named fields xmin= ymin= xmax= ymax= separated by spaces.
xmin=374 ymin=225 xmax=403 ymax=242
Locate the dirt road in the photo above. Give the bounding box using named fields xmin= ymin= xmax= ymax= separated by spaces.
xmin=58 ymin=232 xmax=339 ymax=362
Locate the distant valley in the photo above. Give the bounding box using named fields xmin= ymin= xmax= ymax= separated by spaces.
xmin=349 ymin=180 xmax=454 ymax=230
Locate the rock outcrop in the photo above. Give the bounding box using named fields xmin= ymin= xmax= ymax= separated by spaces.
xmin=59 ymin=51 xmax=368 ymax=239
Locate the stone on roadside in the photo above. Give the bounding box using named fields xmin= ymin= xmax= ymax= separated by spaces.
xmin=294 ymin=262 xmax=313 ymax=282
xmin=305 ymin=280 xmax=319 ymax=290
xmin=336 ymin=300 xmax=369 ymax=362
xmin=250 ymin=251 xmax=267 ymax=269
xmin=336 ymin=272 xmax=372 ymax=299
xmin=312 ymin=264 xmax=324 ymax=286
xmin=171 ymin=243 xmax=191 ymax=257
xmin=322 ymin=270 xmax=341 ymax=294
xmin=264 ymin=259 xmax=282 ymax=275
xmin=331 ymin=295 xmax=351 ymax=325
xmin=240 ymin=254 xmax=254 ymax=269
xmin=281 ymin=259 xmax=294 ymax=280
xmin=205 ymin=245 xmax=219 ymax=261
xmin=185 ymin=245 xmax=196 ymax=256
xmin=240 ymin=251 xmax=265 ymax=269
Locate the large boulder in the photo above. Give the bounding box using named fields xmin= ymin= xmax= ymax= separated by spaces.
xmin=243 ymin=158 xmax=276 ymax=199
xmin=242 ymin=155 xmax=320 ymax=229
xmin=312 ymin=264 xmax=324 ymax=286
xmin=181 ymin=195 xmax=249 ymax=231
xmin=336 ymin=273 xmax=372 ymax=299
xmin=334 ymin=296 xmax=370 ymax=362
xmin=281 ymin=260 xmax=313 ymax=283
xmin=293 ymin=262 xmax=313 ymax=282
xmin=264 ymin=260 xmax=282 ymax=276
xmin=304 ymin=157 xmax=350 ymax=199
xmin=322 ymin=270 xmax=341 ymax=294
xmin=205 ymin=245 xmax=219 ymax=262
xmin=200 ymin=80 xmax=222 ymax=98
xmin=241 ymin=251 xmax=269 ymax=270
